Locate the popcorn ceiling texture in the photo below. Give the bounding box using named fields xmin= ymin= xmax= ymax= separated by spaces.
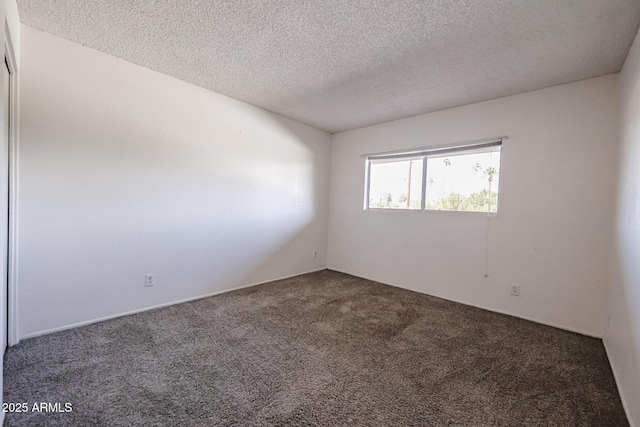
xmin=17 ymin=0 xmax=640 ymax=132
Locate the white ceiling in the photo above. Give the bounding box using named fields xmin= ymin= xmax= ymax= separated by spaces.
xmin=17 ymin=0 xmax=640 ymax=133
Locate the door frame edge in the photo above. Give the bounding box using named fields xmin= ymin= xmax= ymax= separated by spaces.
xmin=5 ymin=22 xmax=19 ymax=347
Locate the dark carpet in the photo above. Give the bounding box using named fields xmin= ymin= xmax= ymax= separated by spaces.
xmin=3 ymin=270 xmax=628 ymax=426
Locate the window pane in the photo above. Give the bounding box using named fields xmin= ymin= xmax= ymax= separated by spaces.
xmin=368 ymin=158 xmax=423 ymax=209
xmin=425 ymin=148 xmax=501 ymax=212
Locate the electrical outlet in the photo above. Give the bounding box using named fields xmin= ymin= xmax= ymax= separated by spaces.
xmin=145 ymin=274 xmax=155 ymax=287
xmin=511 ymin=285 xmax=520 ymax=296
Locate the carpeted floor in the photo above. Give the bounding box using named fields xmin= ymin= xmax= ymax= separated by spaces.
xmin=3 ymin=270 xmax=628 ymax=426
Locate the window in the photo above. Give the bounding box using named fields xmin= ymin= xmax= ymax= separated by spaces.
xmin=365 ymin=140 xmax=502 ymax=213
xmin=368 ymin=157 xmax=423 ymax=209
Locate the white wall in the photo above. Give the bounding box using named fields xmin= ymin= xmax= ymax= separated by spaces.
xmin=18 ymin=26 xmax=331 ymax=338
xmin=606 ymin=28 xmax=640 ymax=426
xmin=328 ymin=75 xmax=619 ymax=337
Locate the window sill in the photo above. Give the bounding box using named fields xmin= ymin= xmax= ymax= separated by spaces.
xmin=365 ymin=208 xmax=498 ymax=216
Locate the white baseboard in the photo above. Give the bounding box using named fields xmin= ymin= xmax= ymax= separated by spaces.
xmin=17 ymin=266 xmax=629 ymax=424
xmin=22 ymin=266 xmax=601 ymax=340
xmin=327 ymin=268 xmax=601 ymax=339
xmin=603 ymin=338 xmax=635 ymax=427
xmin=20 ymin=268 xmax=327 ymax=341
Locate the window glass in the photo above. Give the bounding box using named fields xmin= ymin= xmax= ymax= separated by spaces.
xmin=425 ymin=149 xmax=500 ymax=212
xmin=365 ymin=143 xmax=501 ymax=213
xmin=368 ymin=158 xmax=423 ymax=210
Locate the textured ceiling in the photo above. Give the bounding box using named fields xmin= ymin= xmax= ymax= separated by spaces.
xmin=17 ymin=0 xmax=640 ymax=133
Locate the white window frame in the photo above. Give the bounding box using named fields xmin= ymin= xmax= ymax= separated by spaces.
xmin=364 ymin=138 xmax=503 ymax=212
